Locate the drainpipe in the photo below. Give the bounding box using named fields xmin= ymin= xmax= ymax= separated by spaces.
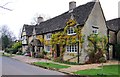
xmin=77 ymin=41 xmax=79 ymax=64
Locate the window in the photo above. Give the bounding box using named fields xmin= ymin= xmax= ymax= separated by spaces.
xmin=46 ymin=33 xmax=51 ymax=40
xmin=67 ymin=27 xmax=76 ymax=35
xmin=46 ymin=46 xmax=51 ymax=52
xmin=92 ymin=26 xmax=99 ymax=34
xmin=67 ymin=45 xmax=77 ymax=52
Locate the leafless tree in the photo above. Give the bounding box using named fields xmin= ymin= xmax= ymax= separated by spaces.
xmin=0 ymin=25 xmax=16 ymax=41
xmin=31 ymin=13 xmax=51 ymax=25
xmin=0 ymin=1 xmax=12 ymax=11
xmin=18 ymin=27 xmax=22 ymax=40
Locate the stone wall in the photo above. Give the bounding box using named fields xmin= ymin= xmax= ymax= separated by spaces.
xmin=81 ymin=2 xmax=107 ymax=63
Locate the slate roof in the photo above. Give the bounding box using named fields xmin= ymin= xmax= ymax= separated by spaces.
xmin=107 ymin=18 xmax=120 ymax=32
xmin=23 ymin=24 xmax=35 ymax=36
xmin=35 ymin=2 xmax=96 ymax=35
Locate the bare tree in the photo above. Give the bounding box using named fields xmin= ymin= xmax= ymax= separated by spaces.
xmin=0 ymin=1 xmax=12 ymax=11
xmin=18 ymin=27 xmax=22 ymax=40
xmin=31 ymin=13 xmax=51 ymax=25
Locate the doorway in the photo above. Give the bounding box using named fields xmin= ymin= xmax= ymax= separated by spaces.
xmin=56 ymin=44 xmax=60 ymax=57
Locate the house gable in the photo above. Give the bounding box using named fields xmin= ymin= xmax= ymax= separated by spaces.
xmin=79 ymin=1 xmax=107 ymax=62
xmin=82 ymin=1 xmax=107 ymax=36
xmin=22 ymin=24 xmax=35 ymax=37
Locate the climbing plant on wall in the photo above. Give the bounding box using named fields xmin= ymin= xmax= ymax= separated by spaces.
xmin=37 ymin=35 xmax=50 ymax=45
xmin=87 ymin=34 xmax=108 ymax=63
xmin=50 ymin=19 xmax=84 ymax=61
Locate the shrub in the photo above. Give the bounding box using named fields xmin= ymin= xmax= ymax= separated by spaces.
xmin=36 ymin=53 xmax=44 ymax=58
xmin=42 ymin=50 xmax=48 ymax=56
xmin=53 ymin=57 xmax=62 ymax=62
xmin=5 ymin=48 xmax=10 ymax=53
xmin=4 ymin=42 xmax=22 ymax=54
xmin=5 ymin=48 xmax=17 ymax=54
xmin=99 ymin=57 xmax=106 ymax=63
xmin=16 ymin=51 xmax=22 ymax=55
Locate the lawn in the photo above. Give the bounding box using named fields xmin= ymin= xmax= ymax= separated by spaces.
xmin=33 ymin=62 xmax=70 ymax=69
xmin=74 ymin=64 xmax=120 ymax=77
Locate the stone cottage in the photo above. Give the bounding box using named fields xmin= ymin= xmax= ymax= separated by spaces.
xmin=21 ymin=0 xmax=107 ymax=63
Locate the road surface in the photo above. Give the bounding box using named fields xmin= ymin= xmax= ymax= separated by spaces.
xmin=1 ymin=56 xmax=65 ymax=75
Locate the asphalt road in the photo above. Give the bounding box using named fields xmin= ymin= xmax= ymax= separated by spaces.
xmin=1 ymin=56 xmax=65 ymax=75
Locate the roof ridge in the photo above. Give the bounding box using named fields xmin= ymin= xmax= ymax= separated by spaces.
xmin=37 ymin=1 xmax=96 ymax=24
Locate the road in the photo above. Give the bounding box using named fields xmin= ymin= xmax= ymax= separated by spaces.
xmin=1 ymin=56 xmax=65 ymax=75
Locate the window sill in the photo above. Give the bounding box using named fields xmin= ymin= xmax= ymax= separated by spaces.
xmin=67 ymin=33 xmax=76 ymax=35
xmin=45 ymin=39 xmax=51 ymax=40
xmin=66 ymin=52 xmax=77 ymax=53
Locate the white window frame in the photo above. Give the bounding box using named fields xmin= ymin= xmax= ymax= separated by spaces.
xmin=67 ymin=27 xmax=76 ymax=35
xmin=46 ymin=33 xmax=51 ymax=40
xmin=66 ymin=45 xmax=77 ymax=53
xmin=92 ymin=26 xmax=99 ymax=34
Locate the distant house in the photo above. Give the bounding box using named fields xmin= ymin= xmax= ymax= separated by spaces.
xmin=21 ymin=24 xmax=34 ymax=52
xmin=21 ymin=0 xmax=107 ymax=63
xmin=106 ymin=18 xmax=120 ymax=60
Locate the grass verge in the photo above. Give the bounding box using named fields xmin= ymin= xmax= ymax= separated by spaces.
xmin=74 ymin=64 xmax=120 ymax=76
xmin=32 ymin=62 xmax=70 ymax=70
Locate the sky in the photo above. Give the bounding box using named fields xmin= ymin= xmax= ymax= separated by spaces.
xmin=0 ymin=0 xmax=119 ymax=39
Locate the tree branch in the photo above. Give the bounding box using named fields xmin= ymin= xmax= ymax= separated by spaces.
xmin=0 ymin=6 xmax=12 ymax=11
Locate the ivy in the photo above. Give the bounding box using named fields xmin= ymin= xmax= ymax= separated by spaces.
xmin=50 ymin=19 xmax=84 ymax=61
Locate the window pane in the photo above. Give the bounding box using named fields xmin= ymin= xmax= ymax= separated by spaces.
xmin=92 ymin=27 xmax=99 ymax=34
xmin=67 ymin=27 xmax=76 ymax=35
xmin=67 ymin=45 xmax=77 ymax=52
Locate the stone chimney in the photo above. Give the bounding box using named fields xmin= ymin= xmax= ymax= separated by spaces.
xmin=92 ymin=0 xmax=99 ymax=2
xmin=37 ymin=16 xmax=44 ymax=24
xmin=69 ymin=1 xmax=76 ymax=11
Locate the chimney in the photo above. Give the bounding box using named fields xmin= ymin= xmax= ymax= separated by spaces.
xmin=69 ymin=1 xmax=76 ymax=11
xmin=92 ymin=0 xmax=99 ymax=2
xmin=37 ymin=16 xmax=44 ymax=24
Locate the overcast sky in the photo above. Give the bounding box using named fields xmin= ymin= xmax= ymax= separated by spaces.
xmin=0 ymin=0 xmax=119 ymax=38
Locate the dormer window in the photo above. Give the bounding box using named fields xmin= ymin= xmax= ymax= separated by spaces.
xmin=92 ymin=26 xmax=99 ymax=34
xmin=67 ymin=27 xmax=76 ymax=35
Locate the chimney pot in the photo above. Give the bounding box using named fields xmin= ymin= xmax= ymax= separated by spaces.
xmin=69 ymin=1 xmax=76 ymax=10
